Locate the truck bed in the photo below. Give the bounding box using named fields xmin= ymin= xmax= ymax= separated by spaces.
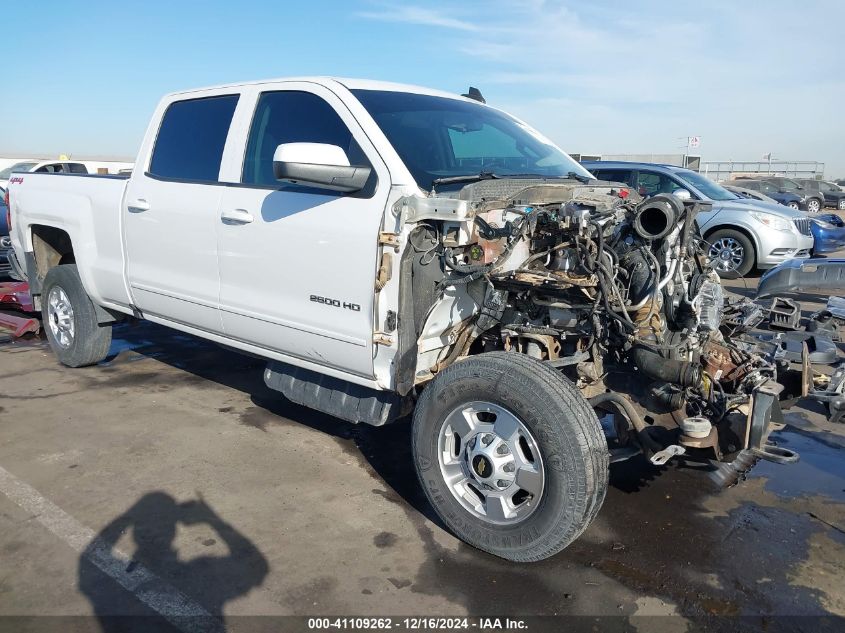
xmin=9 ymin=171 xmax=133 ymax=311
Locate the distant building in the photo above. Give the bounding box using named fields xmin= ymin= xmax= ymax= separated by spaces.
xmin=698 ymin=160 xmax=824 ymax=181
xmin=571 ymin=152 xmax=825 ymax=180
xmin=570 ymin=153 xmax=701 ymax=171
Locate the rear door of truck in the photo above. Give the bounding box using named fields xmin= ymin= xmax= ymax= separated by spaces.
xmin=215 ymin=82 xmax=391 ymax=378
xmin=123 ymin=91 xmax=240 ymax=334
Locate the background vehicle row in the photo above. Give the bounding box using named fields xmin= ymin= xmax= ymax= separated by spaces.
xmin=581 ymin=160 xmax=813 ymax=276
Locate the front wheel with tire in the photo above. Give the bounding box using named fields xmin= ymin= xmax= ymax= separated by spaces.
xmin=412 ymin=352 xmax=609 ymax=562
xmin=787 ymin=201 xmax=799 ymax=210
xmin=41 ymin=264 xmax=112 ymax=367
xmin=707 ymin=229 xmax=755 ymax=277
xmin=838 ymin=199 xmax=845 ymax=211
xmin=807 ymin=197 xmax=822 ymax=213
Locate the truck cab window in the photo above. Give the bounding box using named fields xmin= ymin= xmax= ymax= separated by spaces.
xmin=149 ymin=94 xmax=239 ymax=182
xmin=242 ymin=91 xmax=368 ymax=187
xmin=36 ymin=163 xmax=65 ymax=174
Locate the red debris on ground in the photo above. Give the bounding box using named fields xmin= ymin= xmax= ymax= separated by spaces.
xmin=0 ymin=312 xmax=39 ymax=339
xmin=0 ymin=281 xmax=39 ymax=339
xmin=0 ymin=281 xmax=35 ymax=313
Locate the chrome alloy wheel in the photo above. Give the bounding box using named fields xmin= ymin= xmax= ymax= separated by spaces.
xmin=47 ymin=286 xmax=75 ymax=348
xmin=708 ymin=237 xmax=744 ymax=273
xmin=808 ymin=198 xmax=821 ymax=213
xmin=437 ymin=401 xmax=545 ymax=525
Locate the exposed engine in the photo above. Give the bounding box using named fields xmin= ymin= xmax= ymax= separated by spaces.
xmin=404 ymin=179 xmax=789 ymax=472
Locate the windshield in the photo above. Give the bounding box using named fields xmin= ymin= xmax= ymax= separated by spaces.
xmin=0 ymin=161 xmax=38 ymax=179
xmin=351 ymin=89 xmax=592 ymax=189
xmin=675 ymin=170 xmax=737 ymax=201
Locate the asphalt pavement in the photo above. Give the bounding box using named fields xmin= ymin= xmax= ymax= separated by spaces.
xmin=0 ymin=273 xmax=843 ymax=633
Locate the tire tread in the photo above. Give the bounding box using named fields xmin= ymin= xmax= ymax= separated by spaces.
xmin=41 ymin=264 xmax=112 ymax=367
xmin=413 ymin=351 xmax=609 ymax=562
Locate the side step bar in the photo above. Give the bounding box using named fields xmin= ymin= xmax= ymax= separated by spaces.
xmin=263 ymin=361 xmax=412 ymax=426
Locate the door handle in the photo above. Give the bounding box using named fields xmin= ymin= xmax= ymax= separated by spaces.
xmin=220 ymin=208 xmax=254 ymax=225
xmin=127 ymin=198 xmax=150 ymax=213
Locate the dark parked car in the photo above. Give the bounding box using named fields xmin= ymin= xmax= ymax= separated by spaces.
xmin=762 ymin=176 xmax=825 ymax=213
xmin=794 ymin=179 xmax=845 ymax=211
xmin=725 ymin=179 xmax=806 ymax=209
xmin=1 ymin=186 xmax=12 ymax=278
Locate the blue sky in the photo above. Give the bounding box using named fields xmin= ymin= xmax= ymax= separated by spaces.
xmin=4 ymin=0 xmax=844 ymax=175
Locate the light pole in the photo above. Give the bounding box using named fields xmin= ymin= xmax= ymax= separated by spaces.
xmin=764 ymin=153 xmax=773 ymax=174
xmin=678 ymin=136 xmax=700 ymax=168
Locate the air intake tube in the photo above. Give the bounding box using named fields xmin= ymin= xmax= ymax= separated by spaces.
xmin=630 ymin=346 xmax=702 ymax=388
xmin=632 ymin=195 xmax=682 ymax=241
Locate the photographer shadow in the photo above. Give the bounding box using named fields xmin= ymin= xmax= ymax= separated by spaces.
xmin=78 ymin=491 xmax=269 ymax=633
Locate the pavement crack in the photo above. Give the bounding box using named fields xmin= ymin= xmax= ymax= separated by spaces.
xmin=807 ymin=511 xmax=845 ymax=536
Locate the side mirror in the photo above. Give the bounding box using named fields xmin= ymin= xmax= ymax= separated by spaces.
xmin=273 ymin=143 xmax=371 ymax=193
xmin=673 ymin=188 xmax=692 ymax=200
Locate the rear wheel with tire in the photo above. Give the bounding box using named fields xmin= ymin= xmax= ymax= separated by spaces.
xmin=707 ymin=229 xmax=755 ymax=277
xmin=41 ymin=264 xmax=112 ymax=367
xmin=807 ymin=197 xmax=822 ymax=213
xmin=787 ymin=201 xmax=799 ymax=210
xmin=412 ymin=352 xmax=609 ymax=562
xmin=838 ymin=199 xmax=845 ymax=211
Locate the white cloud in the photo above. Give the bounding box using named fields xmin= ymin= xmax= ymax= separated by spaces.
xmin=355 ymin=0 xmax=845 ymax=175
xmin=357 ymin=5 xmax=479 ymax=31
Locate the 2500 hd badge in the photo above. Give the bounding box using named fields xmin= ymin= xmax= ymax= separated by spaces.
xmin=309 ymin=294 xmax=361 ymax=311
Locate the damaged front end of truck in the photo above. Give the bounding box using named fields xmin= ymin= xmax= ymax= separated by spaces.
xmin=395 ymin=178 xmax=800 ymax=485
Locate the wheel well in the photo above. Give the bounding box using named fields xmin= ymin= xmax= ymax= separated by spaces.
xmin=30 ymin=225 xmax=74 ymax=282
xmin=703 ymin=225 xmax=757 ymax=263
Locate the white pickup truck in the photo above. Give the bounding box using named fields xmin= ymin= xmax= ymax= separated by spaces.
xmin=7 ymin=77 xmax=796 ymax=562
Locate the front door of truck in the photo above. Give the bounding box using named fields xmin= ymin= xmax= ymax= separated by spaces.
xmin=124 ymin=93 xmax=240 ymax=334
xmin=216 ymin=85 xmax=390 ymax=378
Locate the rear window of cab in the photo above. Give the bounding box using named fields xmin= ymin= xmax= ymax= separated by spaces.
xmin=149 ymin=95 xmax=239 ymax=182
